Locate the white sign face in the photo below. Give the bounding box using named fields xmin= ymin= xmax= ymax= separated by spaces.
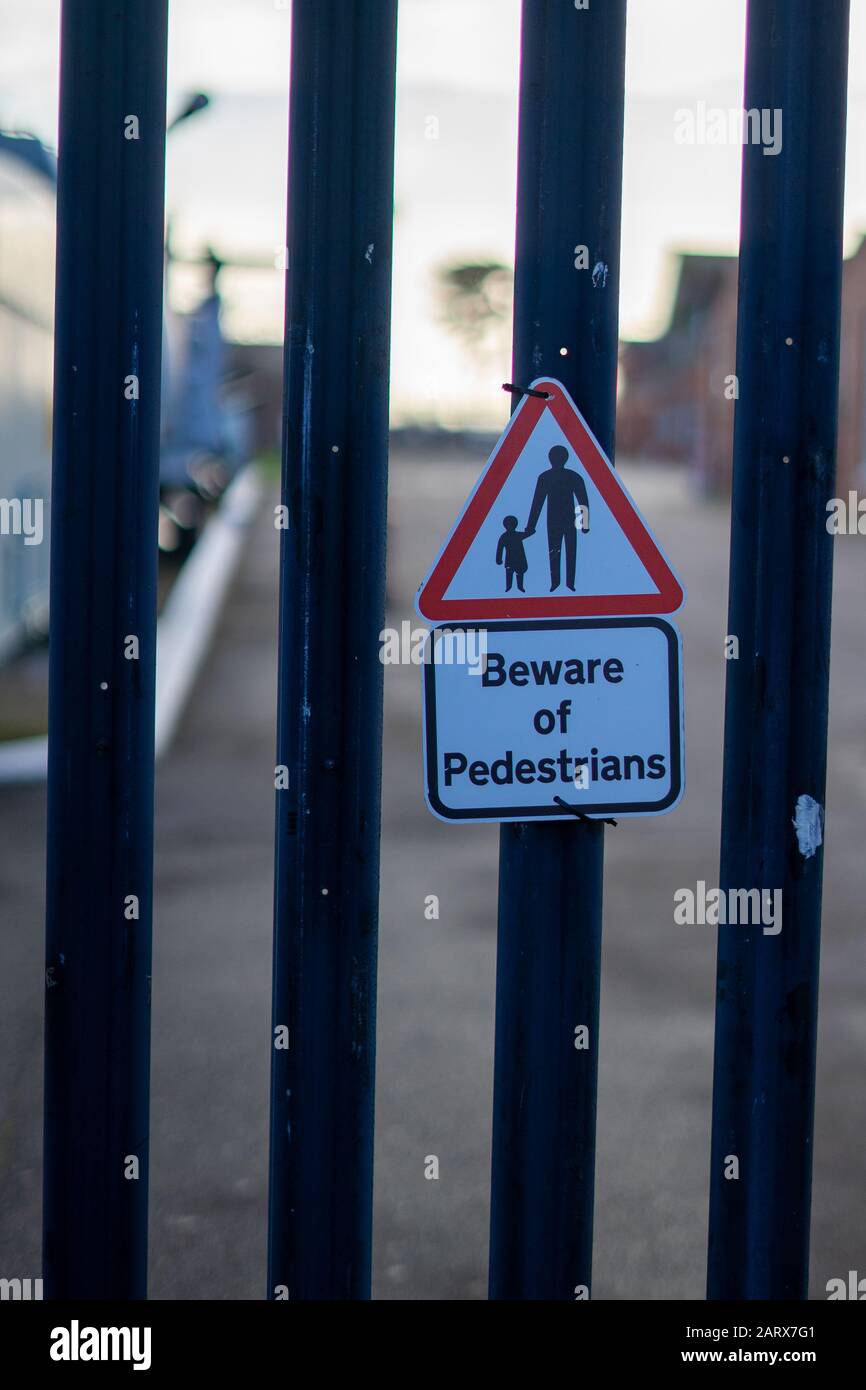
xmin=423 ymin=619 xmax=684 ymax=822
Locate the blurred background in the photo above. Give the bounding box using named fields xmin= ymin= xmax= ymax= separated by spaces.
xmin=1 ymin=0 xmax=865 ymax=1299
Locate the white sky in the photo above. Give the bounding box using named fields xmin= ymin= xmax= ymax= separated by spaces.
xmin=1 ymin=0 xmax=865 ymax=425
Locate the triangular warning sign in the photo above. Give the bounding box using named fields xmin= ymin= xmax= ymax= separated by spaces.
xmin=416 ymin=378 xmax=684 ymax=621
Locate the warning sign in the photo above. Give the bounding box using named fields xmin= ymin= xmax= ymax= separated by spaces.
xmin=416 ymin=378 xmax=684 ymax=622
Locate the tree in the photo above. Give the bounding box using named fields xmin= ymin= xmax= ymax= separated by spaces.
xmin=436 ymin=259 xmax=513 ymax=366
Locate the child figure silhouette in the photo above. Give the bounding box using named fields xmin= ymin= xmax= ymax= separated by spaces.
xmin=496 ymin=515 xmax=529 ymax=592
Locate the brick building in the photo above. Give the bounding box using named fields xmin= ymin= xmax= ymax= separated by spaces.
xmin=618 ymin=240 xmax=866 ymax=496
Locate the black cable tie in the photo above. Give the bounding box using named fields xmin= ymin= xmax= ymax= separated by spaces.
xmin=502 ymin=382 xmax=551 ymax=399
xmin=553 ymin=796 xmax=618 ymax=828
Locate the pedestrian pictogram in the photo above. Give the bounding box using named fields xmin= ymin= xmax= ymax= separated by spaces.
xmin=416 ymin=378 xmax=684 ymax=621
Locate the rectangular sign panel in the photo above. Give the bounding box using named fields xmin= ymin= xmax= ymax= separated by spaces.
xmin=423 ymin=618 xmax=684 ymax=822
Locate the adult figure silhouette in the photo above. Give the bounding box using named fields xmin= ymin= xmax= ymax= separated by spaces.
xmin=524 ymin=445 xmax=590 ymax=591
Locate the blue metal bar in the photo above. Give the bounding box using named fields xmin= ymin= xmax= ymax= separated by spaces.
xmin=708 ymin=0 xmax=850 ymax=1301
xmin=267 ymin=0 xmax=398 ymax=1300
xmin=43 ymin=0 xmax=168 ymax=1299
xmin=488 ymin=0 xmax=626 ymax=1301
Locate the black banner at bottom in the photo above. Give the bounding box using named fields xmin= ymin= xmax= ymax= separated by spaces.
xmin=0 ymin=1297 xmax=861 ymax=1375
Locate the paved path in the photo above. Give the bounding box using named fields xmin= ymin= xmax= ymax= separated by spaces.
xmin=1 ymin=449 xmax=864 ymax=1299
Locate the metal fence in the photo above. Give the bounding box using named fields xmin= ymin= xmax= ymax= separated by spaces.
xmin=41 ymin=0 xmax=850 ymax=1301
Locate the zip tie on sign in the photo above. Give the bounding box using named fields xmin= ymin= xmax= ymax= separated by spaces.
xmin=502 ymin=382 xmax=551 ymax=399
xmin=553 ymin=795 xmax=618 ymax=828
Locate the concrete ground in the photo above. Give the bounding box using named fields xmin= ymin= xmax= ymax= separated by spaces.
xmin=0 ymin=445 xmax=864 ymax=1300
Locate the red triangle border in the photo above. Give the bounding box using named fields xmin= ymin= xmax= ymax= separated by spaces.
xmin=416 ymin=379 xmax=684 ymax=621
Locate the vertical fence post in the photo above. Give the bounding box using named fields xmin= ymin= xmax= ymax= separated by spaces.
xmin=267 ymin=0 xmax=398 ymax=1300
xmin=707 ymin=0 xmax=850 ymax=1301
xmin=488 ymin=0 xmax=627 ymax=1301
xmin=43 ymin=0 xmax=168 ymax=1300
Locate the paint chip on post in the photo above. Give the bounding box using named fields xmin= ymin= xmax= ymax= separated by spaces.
xmin=792 ymin=794 xmax=823 ymax=858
